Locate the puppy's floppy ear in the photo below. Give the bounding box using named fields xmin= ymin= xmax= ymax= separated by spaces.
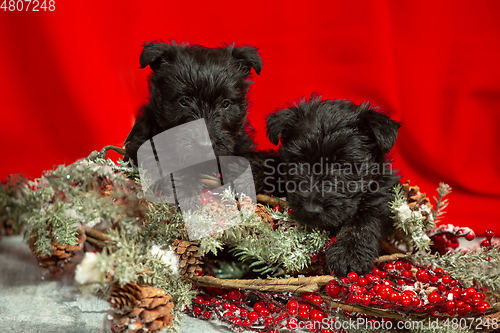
xmin=361 ymin=104 xmax=401 ymax=153
xmin=266 ymin=108 xmax=293 ymax=145
xmin=230 ymin=46 xmax=263 ymax=75
xmin=139 ymin=42 xmax=175 ymax=72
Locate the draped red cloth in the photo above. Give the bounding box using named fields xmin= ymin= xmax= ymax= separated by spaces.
xmin=1 ymin=1 xmax=499 ymax=234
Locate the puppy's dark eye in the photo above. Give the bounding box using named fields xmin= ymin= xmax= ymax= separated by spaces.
xmin=178 ymin=96 xmax=190 ymax=107
xmin=221 ymin=100 xmax=231 ymax=109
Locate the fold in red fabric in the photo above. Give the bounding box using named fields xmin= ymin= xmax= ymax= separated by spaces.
xmin=1 ymin=1 xmax=498 ymax=234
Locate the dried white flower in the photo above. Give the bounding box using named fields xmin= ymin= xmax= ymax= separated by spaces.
xmin=149 ymin=245 xmax=180 ymax=276
xmin=75 ymin=252 xmax=105 ymax=284
xmin=396 ymin=203 xmax=413 ymax=221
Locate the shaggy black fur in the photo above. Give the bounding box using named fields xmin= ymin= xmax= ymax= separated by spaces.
xmin=266 ymin=96 xmax=400 ymax=276
xmin=124 ymin=41 xmax=262 ymax=164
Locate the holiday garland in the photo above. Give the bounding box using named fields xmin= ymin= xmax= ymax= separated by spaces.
xmin=1 ymin=147 xmax=499 ymax=333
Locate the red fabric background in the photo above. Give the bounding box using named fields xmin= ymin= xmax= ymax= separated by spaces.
xmin=1 ymin=1 xmax=499 ymax=234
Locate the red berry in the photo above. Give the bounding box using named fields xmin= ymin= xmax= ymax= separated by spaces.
xmin=481 ymin=239 xmax=491 ymax=247
xmin=272 ymin=205 xmax=283 ymax=213
xmin=288 ymin=307 xmax=298 ymax=316
xmin=428 ymin=292 xmax=440 ymax=303
xmin=287 ymin=207 xmax=293 ymax=215
xmin=457 ymin=307 xmax=469 ymax=316
xmin=357 ymin=277 xmax=368 ymax=287
xmin=253 ymin=302 xmax=264 ymax=312
xmin=403 ymin=262 xmax=412 ymax=270
xmin=389 ymin=292 xmax=400 ymax=304
xmin=446 ymin=300 xmax=456 ymax=309
xmin=230 ymin=304 xmax=238 ymax=312
xmin=476 ymin=291 xmax=486 ymax=300
xmin=385 ymin=263 xmax=395 ymax=271
xmin=203 ymin=310 xmax=212 ymax=319
xmin=434 ymin=267 xmax=444 ymax=273
xmin=416 ymin=269 xmax=430 ymax=283
xmin=259 ymin=307 xmax=270 ymax=317
xmin=248 ymin=311 xmax=258 ymax=322
xmin=264 ymin=316 xmax=273 ymax=328
xmin=401 ymin=295 xmax=412 ymax=307
xmin=223 ymin=302 xmax=231 ymax=310
xmin=194 ymin=296 xmax=204 ymax=303
xmin=224 ymin=312 xmax=235 ymax=317
xmin=325 ymin=281 xmax=342 ymax=297
xmin=347 ymin=272 xmax=359 ymax=283
xmin=286 ymin=300 xmax=298 ymax=309
xmin=464 ymin=231 xmax=475 ymax=241
xmin=472 ymin=295 xmax=483 ymax=306
xmin=349 ymin=284 xmax=358 ymax=294
xmin=397 ymin=279 xmax=405 ymax=286
xmin=299 ymin=303 xmax=311 ymax=311
xmin=485 ymin=229 xmax=495 ymax=240
xmin=242 ymin=319 xmax=252 ymax=327
xmin=200 ymin=197 xmax=208 ymax=205
xmin=379 ymin=271 xmax=387 ymax=279
xmin=441 ymin=275 xmax=451 ymax=284
xmin=311 ymin=295 xmax=324 ymax=305
xmin=402 ymin=270 xmax=412 ymax=278
xmin=447 ymin=308 xmax=457 ymax=316
xmin=228 ymin=289 xmax=241 ymax=300
xmin=429 ymin=274 xmax=439 ymax=283
xmin=310 ymin=309 xmax=325 ymax=321
xmin=372 ymin=267 xmax=380 ymax=275
xmin=302 ymin=292 xmax=314 ymax=300
xmin=193 ymin=306 xmax=203 ymax=316
xmin=395 ymin=261 xmax=403 ymax=271
xmin=476 ymin=304 xmax=488 ymax=313
xmin=286 ymin=318 xmax=298 ymax=330
xmin=438 ymin=284 xmax=447 ymax=292
xmin=298 ymin=309 xmax=309 ymax=319
xmin=378 ymin=286 xmax=392 ymax=300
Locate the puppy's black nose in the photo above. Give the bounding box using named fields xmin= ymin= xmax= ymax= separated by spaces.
xmin=303 ymin=202 xmax=324 ymax=214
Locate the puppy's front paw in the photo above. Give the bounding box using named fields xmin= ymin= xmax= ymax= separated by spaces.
xmin=325 ymin=243 xmax=375 ymax=276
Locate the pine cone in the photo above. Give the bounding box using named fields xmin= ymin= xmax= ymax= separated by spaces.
xmin=29 ymin=225 xmax=86 ymax=271
xmin=402 ymin=180 xmax=433 ymax=224
xmin=402 ymin=180 xmax=433 ymax=211
xmin=172 ymin=239 xmax=203 ymax=278
xmin=108 ymin=282 xmax=175 ymax=333
xmin=255 ymin=203 xmax=273 ymax=224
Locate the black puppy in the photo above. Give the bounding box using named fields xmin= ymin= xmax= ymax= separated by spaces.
xmin=266 ymin=96 xmax=400 ymax=276
xmin=124 ymin=41 xmax=262 ymax=164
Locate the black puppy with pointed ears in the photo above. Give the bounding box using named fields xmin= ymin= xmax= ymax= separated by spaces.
xmin=124 ymin=41 xmax=262 ymax=163
xmin=266 ymin=96 xmax=400 ymax=276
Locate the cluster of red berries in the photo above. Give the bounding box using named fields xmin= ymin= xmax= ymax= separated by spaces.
xmin=325 ymin=260 xmax=490 ymax=316
xmin=187 ymin=288 xmax=336 ymax=333
xmin=429 ymin=224 xmax=475 ymax=255
xmin=199 ymin=189 xmax=215 ymax=205
xmin=481 ymin=229 xmax=495 ymax=248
